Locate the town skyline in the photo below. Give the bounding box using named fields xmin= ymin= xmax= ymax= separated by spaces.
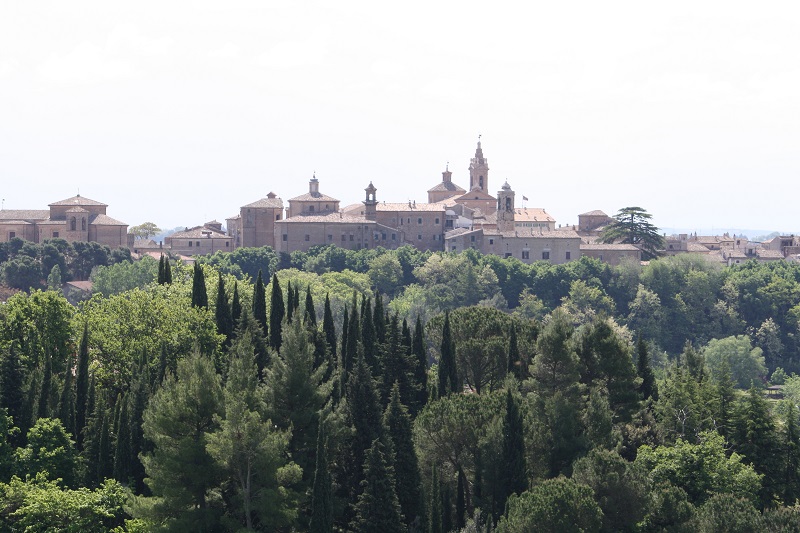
xmin=2 ymin=2 xmax=799 ymax=233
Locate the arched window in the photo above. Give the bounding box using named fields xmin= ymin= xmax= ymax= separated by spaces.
xmin=479 ymin=176 xmax=484 ymax=189
xmin=81 ymin=218 xmax=86 ymax=231
xmin=70 ymin=217 xmax=76 ymax=231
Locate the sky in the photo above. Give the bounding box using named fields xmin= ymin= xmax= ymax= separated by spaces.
xmin=1 ymin=1 xmax=799 ymax=236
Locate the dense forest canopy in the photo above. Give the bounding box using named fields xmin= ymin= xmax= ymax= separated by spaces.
xmin=1 ymin=243 xmax=800 ymax=530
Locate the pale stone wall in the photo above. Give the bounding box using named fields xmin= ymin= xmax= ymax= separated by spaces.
xmin=241 ymin=206 xmax=282 ymax=248
xmin=168 ymin=236 xmax=233 ymax=256
xmin=92 ymin=225 xmax=128 ymax=248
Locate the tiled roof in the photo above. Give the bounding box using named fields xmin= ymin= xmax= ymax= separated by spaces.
xmin=376 ymin=202 xmax=448 ymax=212
xmin=580 ymin=210 xmax=608 ymax=217
xmin=242 ymin=197 xmax=284 ymax=209
xmin=66 ymin=281 xmax=93 ymax=291
xmin=687 ymin=243 xmax=712 ymax=253
xmin=0 ymin=210 xmax=50 ymax=221
xmin=0 ymin=219 xmax=32 ymax=225
xmin=37 ymin=219 xmax=66 ymax=225
xmin=169 ymin=226 xmax=230 ymax=239
xmin=226 ymin=214 xmax=241 ymax=220
xmin=484 ymin=229 xmax=582 ymax=239
xmin=453 ymin=189 xmax=496 ymax=201
xmin=66 ymin=206 xmax=89 ymax=213
xmin=278 ymin=213 xmax=370 ymax=224
xmin=49 ymin=195 xmax=107 ymax=207
xmin=89 ymin=214 xmax=127 ymax=226
xmin=288 ymin=192 xmax=339 ymax=203
xmin=581 ymin=243 xmax=640 ymax=251
xmin=514 ymin=208 xmax=555 ymax=222
xmin=757 ymin=249 xmax=785 ymax=259
xmin=428 ymin=181 xmax=466 ymax=193
xmin=444 ymin=227 xmax=478 ymax=238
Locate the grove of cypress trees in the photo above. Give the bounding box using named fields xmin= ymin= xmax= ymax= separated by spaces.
xmin=351 ymin=439 xmax=403 ymax=533
xmin=270 ymin=274 xmax=285 ymax=351
xmin=191 ymin=263 xmax=208 ymax=309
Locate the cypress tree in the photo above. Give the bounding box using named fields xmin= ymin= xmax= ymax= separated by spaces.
xmin=58 ymin=357 xmax=75 ymax=437
xmin=437 ymin=311 xmax=457 ymax=398
xmin=351 ymin=439 xmax=404 ymax=533
xmin=156 ymin=343 xmax=170 ymax=386
xmin=113 ymin=394 xmax=132 ymax=484
xmin=75 ymin=322 xmax=90 ymax=450
xmin=429 ymin=465 xmax=442 ymax=533
xmin=97 ymin=406 xmax=112 ymax=482
xmin=309 ymin=420 xmax=333 ymax=533
xmin=734 ymin=386 xmax=780 ymax=507
xmin=411 ymin=317 xmax=428 ymax=415
xmin=508 ymin=323 xmax=522 ymax=379
xmin=322 ymin=293 xmax=337 ymax=360
xmin=0 ymin=343 xmax=24 ymax=434
xmin=780 ymin=402 xmax=800 ymax=506
xmin=374 ymin=293 xmax=386 ymax=345
xmin=345 ymin=303 xmax=360 ymax=377
xmin=191 ymin=263 xmax=208 ymax=309
xmin=157 ymin=255 xmax=165 ymax=284
xmin=636 ymin=337 xmax=658 ymax=401
xmin=304 ymin=286 xmax=317 ymax=326
xmin=381 ymin=315 xmax=413 ymax=406
xmin=269 ymin=274 xmax=285 ymax=351
xmin=38 ymin=353 xmax=52 ymax=419
xmin=714 ymin=358 xmax=736 ymax=439
xmin=164 ymin=256 xmax=172 ymax=284
xmin=215 ymin=274 xmax=233 ymax=346
xmin=456 ymin=470 xmax=466 ymax=530
xmin=384 ymin=383 xmax=423 ymax=527
xmin=293 ymin=283 xmax=301 ymax=314
xmin=286 ymin=280 xmax=294 ymax=324
xmin=441 ymin=480 xmax=453 ymax=533
xmin=252 ymin=270 xmax=268 ymax=339
xmin=361 ymin=298 xmax=378 ymax=373
xmin=340 ymin=304 xmax=349 ymax=365
xmin=500 ymin=389 xmax=527 ymax=516
xmin=230 ymin=281 xmax=242 ymax=331
xmin=401 ymin=318 xmax=412 ymax=354
xmin=348 ymin=352 xmax=384 ymax=484
xmin=129 ymin=364 xmax=149 ymax=493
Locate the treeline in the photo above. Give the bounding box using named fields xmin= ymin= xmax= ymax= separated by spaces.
xmin=2 ymin=246 xmax=800 ymax=529
xmin=0 ymin=237 xmax=131 ymax=290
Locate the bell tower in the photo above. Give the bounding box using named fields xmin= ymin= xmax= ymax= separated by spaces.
xmin=363 ymin=182 xmax=377 ymax=220
xmin=469 ymin=137 xmax=489 ymax=192
xmin=496 ymin=181 xmax=515 ymax=232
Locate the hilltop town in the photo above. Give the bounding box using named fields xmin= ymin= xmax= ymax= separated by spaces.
xmin=2 ymin=141 xmax=798 ymax=267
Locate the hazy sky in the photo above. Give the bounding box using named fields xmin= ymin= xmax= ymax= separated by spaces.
xmin=2 ymin=1 xmax=799 ymax=235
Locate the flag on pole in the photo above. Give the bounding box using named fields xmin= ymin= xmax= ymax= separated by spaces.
xmin=522 ymin=196 xmax=529 ymax=201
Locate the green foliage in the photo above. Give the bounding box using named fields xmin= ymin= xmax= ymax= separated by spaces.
xmin=702 ymin=335 xmax=767 ymax=389
xmin=495 ymin=477 xmax=603 ymax=533
xmin=599 ymin=206 xmax=664 ymax=260
xmin=15 ymin=417 xmax=77 ymax=487
xmin=384 ymin=383 xmax=423 ymax=527
xmin=351 ymin=439 xmax=403 ymax=533
xmin=91 ymin=257 xmax=158 ymax=296
xmin=129 ymin=222 xmax=161 ymax=240
xmin=190 ymin=263 xmax=208 ymax=309
xmin=771 ymin=366 xmax=788 ymax=385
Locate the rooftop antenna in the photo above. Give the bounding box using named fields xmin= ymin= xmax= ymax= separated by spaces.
xmin=1 ymin=198 xmax=4 ymax=210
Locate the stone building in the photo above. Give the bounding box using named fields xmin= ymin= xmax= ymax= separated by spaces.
xmin=0 ymin=194 xmax=128 ymax=248
xmin=229 ymin=191 xmax=284 ymax=249
xmin=579 ymin=243 xmax=642 ymax=265
xmin=165 ymin=220 xmax=233 ymax=256
xmin=287 ymin=175 xmax=340 ymax=217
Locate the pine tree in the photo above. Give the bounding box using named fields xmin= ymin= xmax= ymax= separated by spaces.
xmin=38 ymin=353 xmax=52 ymax=419
xmin=636 ymin=337 xmax=658 ymax=401
xmin=74 ymin=322 xmax=90 ymax=450
xmin=500 ymin=389 xmax=527 ymax=517
xmin=230 ymin=281 xmax=242 ymax=333
xmin=0 ymin=343 xmax=24 ymax=435
xmin=304 ymin=286 xmax=317 ymax=326
xmin=270 ymin=274 xmax=285 ymax=351
xmin=437 ymin=311 xmax=457 ymax=397
xmin=113 ymin=394 xmax=132 ymax=484
xmin=215 ymin=274 xmax=233 ymax=346
xmin=309 ymin=420 xmax=333 ymax=533
xmin=384 ymin=383 xmax=423 ymax=527
xmin=58 ymin=357 xmax=75 ymax=437
xmin=351 ymin=439 xmax=404 ymax=533
xmin=252 ymin=270 xmax=268 ymax=339
xmin=508 ymin=323 xmax=522 ymax=380
xmin=191 ymin=263 xmax=208 ymax=309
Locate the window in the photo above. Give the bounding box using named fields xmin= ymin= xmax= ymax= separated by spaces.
xmin=382 ymin=233 xmax=386 ymax=240
xmin=505 ymin=252 xmax=512 ymax=258
xmin=435 ymin=217 xmax=440 ymax=224
xmin=283 ymin=234 xmax=288 ymax=241
xmin=225 ymin=242 xmax=229 ymax=247
xmin=522 ymin=251 xmax=530 ymax=259
xmin=309 ymin=205 xmax=315 ymax=212
xmin=350 ymin=235 xmax=354 ymax=241
xmin=276 ymin=214 xmax=280 ymax=220
xmin=391 ymin=234 xmax=396 ymax=240
xmin=52 ymin=232 xmax=59 ymax=238
xmin=82 ymin=218 xmax=86 ymax=231
xmin=8 ymin=232 xmax=15 ymax=239
xmin=417 ymin=217 xmax=423 ymax=225
xmin=70 ymin=217 xmax=76 ymax=231
xmin=417 ymin=234 xmax=422 ymax=240
xmin=328 ymin=234 xmax=333 ymax=241
xmin=304 ymin=234 xmax=310 ymax=241
xmin=566 ymin=251 xmax=571 ymax=260
xmin=470 ymin=235 xmax=475 ymax=242
xmin=342 ymin=234 xmax=347 ymax=242
xmin=542 ymin=251 xmax=550 ymax=260
xmin=188 ymin=241 xmax=193 ymax=247
xmin=489 ymin=238 xmax=494 ymax=245
xmin=196 ymin=241 xmax=200 ymax=247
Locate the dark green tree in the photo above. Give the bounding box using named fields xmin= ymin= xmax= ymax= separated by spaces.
xmin=0 ymin=343 xmax=25 ymax=438
xmin=269 ymin=274 xmax=285 ymax=351
xmin=163 ymin=256 xmax=172 ymax=284
xmin=508 ymin=323 xmax=523 ymax=380
xmin=344 ymin=302 xmax=360 ymax=378
xmin=361 ymin=298 xmax=378 ymax=373
xmin=38 ymin=353 xmax=52 ymax=419
xmin=252 ymin=270 xmax=268 ymax=339
xmin=157 ymin=255 xmax=165 ymax=284
xmin=351 ymin=439 xmax=403 ymax=533
xmin=309 ymin=420 xmax=333 ymax=533
xmin=384 ymin=383 xmax=423 ymax=528
xmin=286 ymin=280 xmax=294 ymax=324
xmin=74 ymin=323 xmax=90 ymax=450
xmin=322 ymin=293 xmax=337 ymax=362
xmin=58 ymin=357 xmax=75 ymax=438
xmin=733 ymin=386 xmax=779 ymax=507
xmin=347 ymin=352 xmax=385 ymax=487
xmin=230 ymin=281 xmax=242 ymax=332
xmin=304 ymin=285 xmax=317 ymax=326
xmin=214 ymin=274 xmax=233 ymax=346
xmin=599 ymin=206 xmax=664 ymax=260
xmin=437 ymin=311 xmax=457 ymax=398
xmin=500 ymin=390 xmax=527 ymax=517
xmin=191 ymin=263 xmax=208 ymax=309
xmin=112 ymin=395 xmax=132 ymax=484
xmin=636 ymin=337 xmax=658 ymax=401
xmin=779 ymin=402 xmax=800 ymax=506
xmin=411 ymin=316 xmax=428 ymax=415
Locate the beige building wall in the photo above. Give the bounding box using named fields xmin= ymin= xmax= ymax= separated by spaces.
xmin=446 ymin=229 xmax=581 ymax=265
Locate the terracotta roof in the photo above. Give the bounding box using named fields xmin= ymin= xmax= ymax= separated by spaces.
xmin=242 ymin=197 xmax=284 ymax=209
xmin=453 ymin=189 xmax=496 ymax=201
xmin=687 ymin=243 xmax=712 ymax=253
xmin=169 ymin=226 xmax=230 ymax=239
xmin=226 ymin=214 xmax=241 ymax=221
xmin=0 ymin=219 xmax=33 ymax=225
xmin=580 ymin=210 xmax=608 ymax=217
xmin=513 ymin=208 xmax=555 ymax=222
xmin=89 ymin=214 xmax=127 ymax=226
xmin=757 ymin=249 xmax=785 ymax=259
xmin=49 ymin=195 xmax=107 ymax=207
xmin=65 ymin=206 xmax=90 ymax=213
xmin=581 ymin=243 xmax=640 ymax=251
xmin=428 ymin=181 xmax=466 ymax=193
xmin=0 ymin=210 xmax=50 ymax=221
xmin=483 ymin=229 xmax=581 ymax=239
xmin=288 ymin=192 xmax=339 ymax=203
xmin=66 ymin=280 xmax=93 ymax=291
